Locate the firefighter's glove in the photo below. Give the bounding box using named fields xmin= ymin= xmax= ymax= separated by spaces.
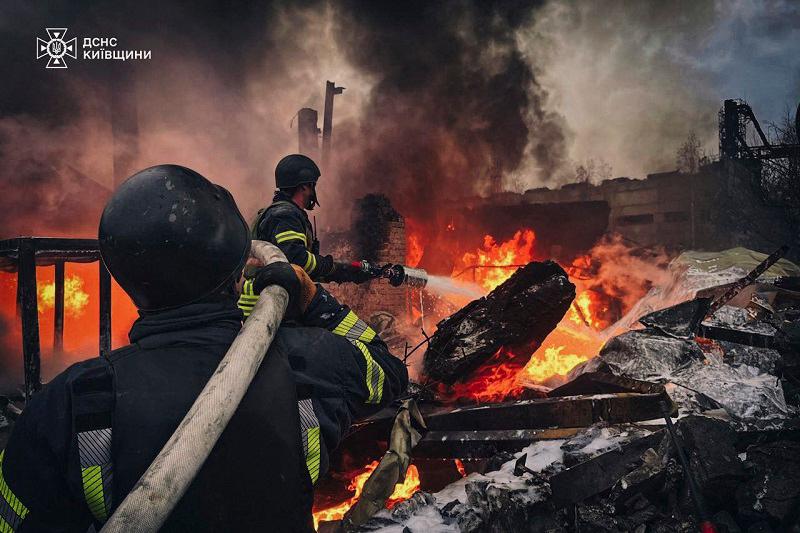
xmin=239 ymin=262 xmax=304 ymax=320
xmin=289 ymin=264 xmax=318 ymax=313
xmin=332 ymin=262 xmax=374 ymax=285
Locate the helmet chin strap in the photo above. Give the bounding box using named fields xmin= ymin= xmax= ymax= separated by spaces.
xmin=306 ymin=185 xmax=319 ymax=210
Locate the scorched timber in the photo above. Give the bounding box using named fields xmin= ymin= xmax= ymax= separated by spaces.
xmin=423 ymin=260 xmax=575 ymax=384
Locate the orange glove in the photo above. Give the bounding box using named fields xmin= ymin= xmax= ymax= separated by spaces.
xmin=291 ymin=264 xmax=317 ymax=314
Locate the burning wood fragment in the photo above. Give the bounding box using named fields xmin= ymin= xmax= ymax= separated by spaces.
xmin=423 ymin=260 xmax=575 ymax=384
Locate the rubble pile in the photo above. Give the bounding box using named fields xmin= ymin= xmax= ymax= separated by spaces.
xmin=357 ymin=419 xmax=799 ymax=533
xmin=351 ymin=251 xmax=800 ymax=533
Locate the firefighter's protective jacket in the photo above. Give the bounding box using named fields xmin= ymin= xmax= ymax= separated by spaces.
xmin=0 ymin=290 xmax=408 ymax=532
xmin=252 ymin=192 xmax=335 ymax=281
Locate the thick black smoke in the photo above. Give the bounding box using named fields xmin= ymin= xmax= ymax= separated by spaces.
xmin=330 ymin=0 xmax=565 ymax=221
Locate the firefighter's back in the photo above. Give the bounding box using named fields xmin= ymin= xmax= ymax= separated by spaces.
xmin=110 ymin=302 xmax=313 ymax=532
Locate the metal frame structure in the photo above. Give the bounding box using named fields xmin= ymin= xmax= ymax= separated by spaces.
xmin=0 ymin=237 xmax=111 ymax=400
xmin=719 ymin=98 xmax=800 ymax=161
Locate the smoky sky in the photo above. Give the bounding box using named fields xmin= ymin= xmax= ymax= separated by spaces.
xmin=0 ymin=0 xmax=798 ymax=238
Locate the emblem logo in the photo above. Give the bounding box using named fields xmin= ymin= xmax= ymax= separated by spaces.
xmin=36 ymin=28 xmax=77 ymax=69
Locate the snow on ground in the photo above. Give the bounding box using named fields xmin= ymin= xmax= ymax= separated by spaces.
xmin=368 ymin=439 xmax=566 ymax=531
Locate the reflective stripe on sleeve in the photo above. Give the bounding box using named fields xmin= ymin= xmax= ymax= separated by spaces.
xmin=298 ymin=400 xmax=321 ymax=484
xmin=303 ymin=251 xmax=317 ymax=274
xmin=275 ymin=230 xmax=307 ymax=246
xmin=350 ymin=340 xmax=385 ymax=404
xmin=77 ymin=428 xmax=113 ymax=523
xmin=331 ymin=310 xmax=376 ymax=343
xmin=0 ymin=451 xmax=29 ymax=532
xmin=81 ymin=465 xmax=109 ymax=522
xmin=237 ymin=279 xmax=259 ymax=318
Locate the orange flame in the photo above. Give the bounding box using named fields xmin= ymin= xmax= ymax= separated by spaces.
xmin=38 ymin=275 xmax=90 ymax=317
xmin=454 ymin=459 xmax=467 ymax=478
xmin=441 ymin=348 xmax=524 ymax=403
xmin=457 ymin=229 xmax=535 ymax=291
xmin=523 ymin=346 xmax=589 ymax=382
xmin=407 ymin=232 xmax=424 ymax=268
xmin=312 ymin=462 xmax=420 ymax=529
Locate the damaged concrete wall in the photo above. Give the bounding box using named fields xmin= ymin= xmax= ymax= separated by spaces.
xmin=520 ymin=169 xmax=722 ymax=250
xmin=462 ymin=162 xmax=796 ymax=259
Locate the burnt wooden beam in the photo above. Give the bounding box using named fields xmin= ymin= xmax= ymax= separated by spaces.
xmin=422 ymin=393 xmax=668 ymax=432
xmin=18 ymin=240 xmax=41 ymax=399
xmin=54 ymin=261 xmax=65 ymax=352
xmin=697 ymin=323 xmax=774 ymax=348
xmin=99 ymin=261 xmax=112 ymax=355
xmin=414 ymin=428 xmax=582 ymax=459
xmin=549 ymin=431 xmax=665 ymax=507
xmin=549 ymin=372 xmax=667 ymax=397
xmin=0 ymin=237 xmax=101 ymax=272
xmin=338 ymin=390 xmax=671 ymax=465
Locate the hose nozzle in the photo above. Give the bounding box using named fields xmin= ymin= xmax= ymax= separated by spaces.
xmin=353 ymin=261 xmax=429 ymax=288
xmin=387 ymin=265 xmax=428 ymax=288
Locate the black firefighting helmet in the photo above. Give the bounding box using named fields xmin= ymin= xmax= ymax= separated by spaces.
xmin=275 ymin=154 xmax=321 ymax=207
xmin=99 ymin=164 xmax=251 ymax=311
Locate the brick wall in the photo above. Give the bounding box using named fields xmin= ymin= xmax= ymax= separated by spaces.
xmin=326 ymin=220 xmax=408 ymax=326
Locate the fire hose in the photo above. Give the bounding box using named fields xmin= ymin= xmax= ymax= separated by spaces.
xmin=100 ymin=241 xmax=288 ymax=532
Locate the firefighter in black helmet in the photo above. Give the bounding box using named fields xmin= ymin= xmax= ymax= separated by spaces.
xmin=0 ymin=165 xmax=408 ymax=532
xmin=250 ymin=154 xmax=371 ymax=284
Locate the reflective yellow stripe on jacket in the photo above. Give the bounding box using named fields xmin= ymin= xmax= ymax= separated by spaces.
xmin=302 ymin=251 xmax=317 ymax=275
xmin=298 ymin=399 xmax=321 ymax=484
xmin=77 ymin=428 xmax=113 ymax=523
xmin=331 ymin=311 xmax=384 ymax=404
xmin=275 ymin=230 xmax=307 ymax=246
xmin=0 ymin=450 xmax=29 ymax=532
xmin=331 ymin=310 xmax=376 ymax=343
xmin=237 ymin=279 xmax=259 ymax=318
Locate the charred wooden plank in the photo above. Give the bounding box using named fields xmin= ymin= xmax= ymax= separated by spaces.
xmin=99 ymin=261 xmax=112 ymax=355
xmin=54 ymin=261 xmax=65 ymax=352
xmin=18 ymin=239 xmax=41 ymax=399
xmin=423 ymin=261 xmax=575 ymax=384
xmin=422 ymin=393 xmax=667 ymax=431
xmin=549 ymin=372 xmax=668 ymax=398
xmin=550 ymin=431 xmax=665 ymax=507
xmin=414 ymin=428 xmax=581 ymax=459
xmin=0 ymin=237 xmax=101 ymax=272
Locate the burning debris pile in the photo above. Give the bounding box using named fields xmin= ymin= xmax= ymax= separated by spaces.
xmin=316 ymin=245 xmax=800 ymax=532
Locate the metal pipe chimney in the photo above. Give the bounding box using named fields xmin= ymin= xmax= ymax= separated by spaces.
xmin=321 ymin=81 xmax=344 ymax=170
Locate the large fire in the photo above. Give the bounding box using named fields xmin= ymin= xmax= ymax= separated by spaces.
xmin=316 ymin=227 xmax=611 ymax=527
xmin=416 ymin=225 xmax=613 ymax=401
xmin=0 ymin=263 xmax=138 ymax=381
xmin=312 ymin=462 xmax=420 ymax=529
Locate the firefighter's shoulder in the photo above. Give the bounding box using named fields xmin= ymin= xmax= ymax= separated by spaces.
xmin=4 ymin=355 xmax=111 ymax=469
xmin=267 ymin=198 xmax=305 ymax=219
